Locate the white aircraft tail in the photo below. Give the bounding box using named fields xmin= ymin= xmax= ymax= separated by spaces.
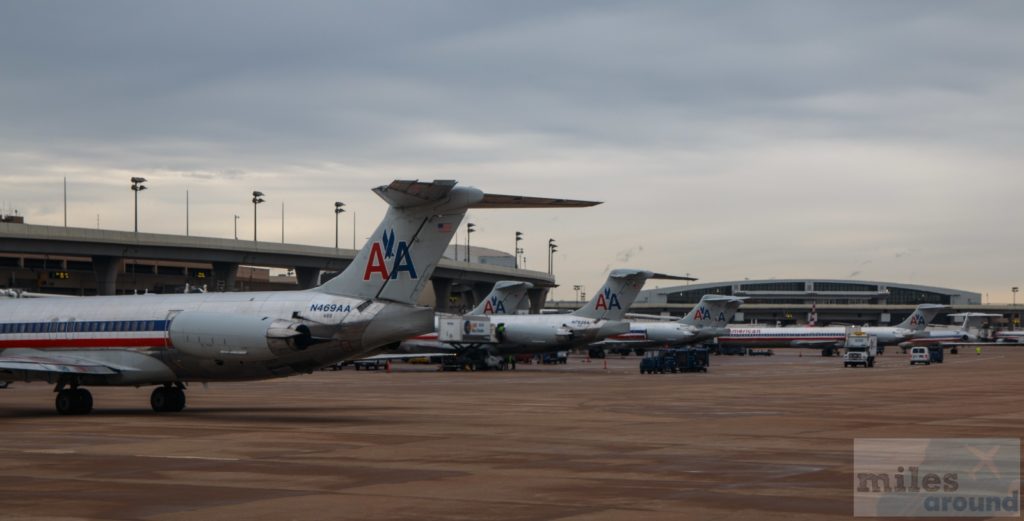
xmin=469 ymin=281 xmax=533 ymax=315
xmin=573 ymin=269 xmax=695 ymax=321
xmin=679 ymin=295 xmax=745 ymax=327
xmin=317 ymin=180 xmax=599 ymax=305
xmin=895 ymin=304 xmax=947 ymax=331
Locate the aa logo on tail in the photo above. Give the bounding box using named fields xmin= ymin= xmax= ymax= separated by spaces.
xmin=362 ymin=229 xmax=418 ymax=281
xmin=910 ymin=313 xmax=925 ymax=327
xmin=483 ymin=296 xmax=505 ymax=314
xmin=594 ymin=287 xmax=622 ymax=311
xmin=693 ymin=306 xmax=727 ymax=322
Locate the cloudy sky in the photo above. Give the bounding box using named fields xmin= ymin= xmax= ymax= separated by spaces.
xmin=1 ymin=1 xmax=1022 ymax=302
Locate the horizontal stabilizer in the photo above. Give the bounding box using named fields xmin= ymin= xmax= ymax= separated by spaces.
xmin=471 ymin=193 xmax=601 ymax=208
xmin=319 ymin=180 xmax=594 ymax=304
xmin=605 ymin=269 xmax=697 ymax=282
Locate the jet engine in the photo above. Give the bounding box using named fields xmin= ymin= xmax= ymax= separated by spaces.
xmin=168 ymin=311 xmax=318 ymax=362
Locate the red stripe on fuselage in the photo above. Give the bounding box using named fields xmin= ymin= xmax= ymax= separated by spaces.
xmin=718 ymin=336 xmax=840 ymax=343
xmin=0 ymin=337 xmax=167 ymax=349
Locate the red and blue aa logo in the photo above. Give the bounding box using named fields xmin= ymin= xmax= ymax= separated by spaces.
xmin=594 ymin=287 xmax=621 ymax=311
xmin=483 ymin=296 xmax=506 ymax=314
xmin=694 ymin=306 xmax=712 ymax=321
xmin=910 ymin=313 xmax=924 ymax=327
xmin=362 ymin=229 xmax=417 ymax=281
xmin=694 ymin=306 xmax=726 ymax=322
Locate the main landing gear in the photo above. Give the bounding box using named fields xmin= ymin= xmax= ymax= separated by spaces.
xmin=55 ymin=387 xmax=93 ymax=415
xmin=52 ymin=381 xmax=187 ymax=414
xmin=150 ymin=383 xmax=187 ymax=413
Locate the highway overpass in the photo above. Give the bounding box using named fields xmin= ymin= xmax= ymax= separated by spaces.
xmin=0 ymin=223 xmax=554 ymax=312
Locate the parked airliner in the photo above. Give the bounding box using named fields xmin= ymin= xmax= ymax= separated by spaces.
xmin=718 ymin=304 xmax=947 ymax=349
xmin=589 ymin=295 xmax=745 ymax=352
xmin=0 ymin=180 xmax=597 ymax=414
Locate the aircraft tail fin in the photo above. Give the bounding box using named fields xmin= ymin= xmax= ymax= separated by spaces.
xmin=895 ymin=304 xmax=947 ymax=331
xmin=317 ymin=180 xmax=598 ymax=305
xmin=468 ymin=281 xmax=534 ymax=316
xmin=573 ymin=270 xmax=695 ymax=321
xmin=678 ymin=295 xmax=746 ymax=327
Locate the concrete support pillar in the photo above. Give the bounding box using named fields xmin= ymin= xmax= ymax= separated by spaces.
xmin=470 ymin=283 xmax=490 ymax=310
xmin=295 ymin=267 xmax=320 ymax=290
xmin=527 ymin=287 xmax=549 ymax=314
xmin=211 ymin=262 xmax=238 ymax=292
xmin=432 ymin=277 xmax=453 ymax=313
xmin=92 ymin=255 xmax=121 ymax=296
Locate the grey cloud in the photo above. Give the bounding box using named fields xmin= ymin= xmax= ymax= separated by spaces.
xmin=1 ymin=1 xmax=1023 ymax=300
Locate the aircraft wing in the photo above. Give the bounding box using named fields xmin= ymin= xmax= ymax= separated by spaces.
xmin=790 ymin=340 xmax=844 ymax=348
xmin=358 ymin=353 xmax=453 ymax=361
xmin=0 ymin=351 xmax=121 ymax=376
xmin=624 ymin=313 xmax=680 ymax=322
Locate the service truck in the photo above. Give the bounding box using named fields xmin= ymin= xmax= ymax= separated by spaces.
xmin=843 ymin=327 xmax=878 ymax=368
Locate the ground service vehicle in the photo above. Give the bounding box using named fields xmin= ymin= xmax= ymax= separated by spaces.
xmin=910 ymin=346 xmax=931 ymax=365
xmin=843 ymin=328 xmax=878 ymax=368
xmin=541 ymin=351 xmax=568 ymax=364
xmin=640 ymin=351 xmax=677 ymax=374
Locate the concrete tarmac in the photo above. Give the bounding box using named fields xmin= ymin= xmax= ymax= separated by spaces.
xmin=1 ymin=347 xmax=1022 ymax=520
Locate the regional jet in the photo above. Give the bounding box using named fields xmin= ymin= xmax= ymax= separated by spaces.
xmin=718 ymin=304 xmax=947 ymax=350
xmin=899 ymin=312 xmax=1002 ymax=347
xmin=0 ymin=180 xmax=598 ymax=414
xmin=588 ymin=295 xmax=746 ymax=354
xmin=444 ymin=269 xmax=694 ymax=366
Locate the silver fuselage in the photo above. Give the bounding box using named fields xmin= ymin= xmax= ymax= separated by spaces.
xmin=0 ymin=290 xmax=432 ymax=385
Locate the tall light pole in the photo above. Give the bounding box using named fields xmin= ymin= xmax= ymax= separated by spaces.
xmin=465 ymin=223 xmax=476 ymax=263
xmin=514 ymin=231 xmax=523 ymax=268
xmin=548 ymin=238 xmax=557 ymax=275
xmin=130 ymin=177 xmax=147 ymax=233
xmin=252 ymin=191 xmax=265 ymax=242
xmin=334 ymin=201 xmax=346 ymax=249
xmin=573 ymin=284 xmax=582 ymax=305
xmin=233 ymin=214 xmax=239 ymax=240
xmin=1014 ymin=286 xmax=1019 ymax=306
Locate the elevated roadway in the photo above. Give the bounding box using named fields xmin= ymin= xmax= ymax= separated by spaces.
xmin=0 ymin=223 xmax=554 ymax=312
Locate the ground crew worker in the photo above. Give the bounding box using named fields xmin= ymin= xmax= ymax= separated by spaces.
xmin=976 ymin=346 xmax=982 ymax=356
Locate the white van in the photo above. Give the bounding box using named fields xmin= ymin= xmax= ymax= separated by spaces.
xmin=910 ymin=346 xmax=931 ymax=365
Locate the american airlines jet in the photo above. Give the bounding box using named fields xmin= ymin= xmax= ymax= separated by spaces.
xmin=718 ymin=304 xmax=947 ymax=349
xmin=589 ymin=295 xmax=746 ymax=352
xmin=384 ymin=280 xmax=536 ymax=356
xmin=0 ymin=180 xmax=597 ymax=415
xmin=900 ymin=312 xmax=1002 ymax=347
xmin=484 ymin=269 xmax=694 ymax=355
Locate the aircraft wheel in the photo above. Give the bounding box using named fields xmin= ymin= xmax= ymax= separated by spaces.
xmin=151 ymin=386 xmax=186 ymax=412
xmin=170 ymin=387 xmax=186 ymax=412
xmin=73 ymin=389 xmax=93 ymax=414
xmin=55 ymin=390 xmax=76 ymax=415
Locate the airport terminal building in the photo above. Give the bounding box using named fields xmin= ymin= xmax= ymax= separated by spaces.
xmin=631 ymin=279 xmax=994 ymax=327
